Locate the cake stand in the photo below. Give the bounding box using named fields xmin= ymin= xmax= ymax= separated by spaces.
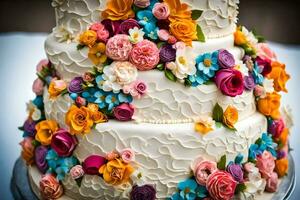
xmin=11 ymin=155 xmax=296 ymax=200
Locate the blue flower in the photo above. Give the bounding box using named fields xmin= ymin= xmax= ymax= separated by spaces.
xmin=261 ymin=133 xmax=278 ymax=157
xmin=196 ymin=51 xmax=220 ymax=78
xmin=94 ymin=90 xmax=107 ymax=109
xmin=33 ymin=96 xmax=44 ymax=109
xmin=252 ymin=62 xmax=264 ymax=85
xmin=234 ymin=153 xmax=244 ymax=165
xmin=137 ymin=10 xmax=156 ymax=26
xmin=144 ymin=23 xmax=159 ymax=40
xmin=188 ymin=71 xmax=210 ymax=87
xmin=96 ymin=75 xmax=105 ymax=90
xmin=148 ymin=0 xmax=159 ymax=10
xmin=118 ymin=93 xmax=133 ymax=103
xmin=248 ymin=144 xmax=263 ymax=160
xmin=105 ymin=93 xmax=120 ymax=111
xmin=82 ymin=87 xmax=97 ymax=103
xmin=171 ymin=179 xmax=198 ymax=200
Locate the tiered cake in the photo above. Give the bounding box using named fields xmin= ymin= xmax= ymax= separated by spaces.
xmin=19 ymin=0 xmax=292 ymax=200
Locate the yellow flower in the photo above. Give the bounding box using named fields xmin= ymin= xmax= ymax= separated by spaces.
xmin=169 ymin=18 xmax=197 ymax=46
xmin=268 ymin=61 xmax=290 ymax=93
xmin=234 ymin=29 xmax=247 ymax=46
xmin=223 ymin=106 xmax=238 ymax=129
xmin=87 ymin=103 xmax=108 ymax=124
xmin=164 ymin=0 xmax=192 ymax=22
xmin=99 ymin=158 xmax=134 ymax=185
xmin=65 ymin=105 xmax=94 ymax=135
xmin=195 ymin=116 xmax=215 ymax=135
xmin=275 ymin=158 xmax=288 ymax=177
xmin=102 ymin=0 xmax=135 ymax=21
xmin=257 ymin=92 xmax=281 ymax=119
xmin=88 ymin=43 xmax=108 ymax=65
xmin=35 ymin=120 xmax=59 ymax=146
xmin=79 ymin=30 xmax=97 ymax=48
xmin=278 ymin=128 xmax=289 ymax=146
xmin=48 ymin=78 xmax=67 ymax=99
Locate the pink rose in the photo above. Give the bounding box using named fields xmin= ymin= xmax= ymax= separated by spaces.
xmin=173 ymin=42 xmax=186 ymax=50
xmin=90 ymin=22 xmax=103 ymax=32
xmin=254 ymin=85 xmax=265 ymax=97
xmin=268 ymin=118 xmax=285 ymax=138
xmin=89 ymin=22 xmax=110 ymax=42
xmin=168 ymin=36 xmax=177 ymax=44
xmin=32 ymin=78 xmax=44 ymax=96
xmin=266 ymin=172 xmax=278 ymax=192
xmin=106 ymin=34 xmax=133 ymax=61
xmin=120 ymin=148 xmax=135 ymax=163
xmin=106 ymin=151 xmax=119 ymax=161
xmin=130 ymin=40 xmax=160 ymax=71
xmin=83 ymin=72 xmax=95 ymax=82
xmin=83 ymin=155 xmax=106 ymax=175
xmin=256 ymin=43 xmax=277 ymax=61
xmin=256 ymin=151 xmax=275 ymax=178
xmin=40 ymin=174 xmax=63 ymax=200
xmin=113 ymin=103 xmax=135 ymax=121
xmin=152 ymin=3 xmax=170 ymax=20
xmin=134 ymin=0 xmax=150 ymax=8
xmin=157 ymin=29 xmax=170 ymax=41
xmin=191 ymin=157 xmax=217 ymax=186
xmin=36 ymin=59 xmax=50 ymax=72
xmin=207 ymin=171 xmax=237 ymax=200
xmin=243 ymin=162 xmax=257 ymax=174
xmin=75 ymin=96 xmax=87 ymax=107
xmin=123 ymin=80 xmax=147 ymax=99
xmin=51 ymin=129 xmax=78 ymax=157
xmin=215 ymin=68 xmax=244 ymax=97
xmin=70 ymin=165 xmax=85 ymax=180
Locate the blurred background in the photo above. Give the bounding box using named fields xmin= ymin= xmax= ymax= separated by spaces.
xmin=0 ymin=0 xmax=299 ymax=200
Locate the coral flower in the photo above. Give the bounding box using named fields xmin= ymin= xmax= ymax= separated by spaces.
xmin=35 ymin=120 xmax=59 ymax=146
xmin=268 ymin=61 xmax=290 ymax=92
xmin=87 ymin=103 xmax=108 ymax=123
xmin=88 ymin=43 xmax=108 ymax=65
xmin=48 ymin=78 xmax=67 ymax=99
xmin=223 ymin=106 xmax=238 ymax=129
xmin=275 ymin=158 xmax=289 ymax=177
xmin=257 ymin=92 xmax=281 ymax=119
xmin=164 ymin=0 xmax=192 ymax=21
xmin=102 ymin=0 xmax=135 ymax=21
xmin=169 ymin=19 xmax=197 ymax=46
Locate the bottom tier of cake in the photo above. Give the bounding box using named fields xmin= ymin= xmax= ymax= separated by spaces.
xmin=30 ymin=112 xmax=268 ymax=199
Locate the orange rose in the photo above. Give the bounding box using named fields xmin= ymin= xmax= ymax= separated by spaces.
xmin=257 ymin=92 xmax=281 ymax=119
xmin=48 ymin=78 xmax=67 ymax=99
xmin=278 ymin=128 xmax=289 ymax=146
xmin=169 ymin=19 xmax=197 ymax=46
xmin=87 ymin=103 xmax=108 ymax=124
xmin=268 ymin=61 xmax=290 ymax=92
xmin=223 ymin=106 xmax=238 ymax=129
xmin=79 ymin=30 xmax=97 ymax=48
xmin=275 ymin=158 xmax=288 ymax=177
xmin=65 ymin=105 xmax=94 ymax=135
xmin=20 ymin=137 xmax=35 ymax=165
xmin=102 ymin=0 xmax=135 ymax=21
xmin=234 ymin=29 xmax=247 ymax=46
xmin=99 ymin=158 xmax=134 ymax=185
xmin=35 ymin=120 xmax=59 ymax=146
xmin=164 ymin=0 xmax=192 ymax=21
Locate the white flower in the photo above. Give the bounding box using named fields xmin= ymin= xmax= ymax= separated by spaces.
xmin=263 ymin=78 xmax=274 ymax=94
xmin=130 ymin=169 xmax=146 ymax=186
xmin=242 ymin=26 xmax=258 ymax=47
xmin=53 ymin=26 xmax=75 ymax=44
xmin=235 ymin=61 xmax=249 ymax=76
xmin=26 ymin=101 xmax=42 ymax=121
xmin=167 ymin=46 xmax=196 ymax=80
xmin=102 ymin=61 xmax=138 ymax=93
xmin=129 ymin=27 xmax=145 ymax=44
xmin=281 ymin=105 xmax=294 ymax=129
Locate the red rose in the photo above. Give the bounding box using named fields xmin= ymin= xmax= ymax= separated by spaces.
xmin=207 ymin=171 xmax=237 ymax=200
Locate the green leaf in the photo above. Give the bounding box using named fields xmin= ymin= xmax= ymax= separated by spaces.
xmin=247 ymin=157 xmax=257 ymax=164
xmin=204 ymin=80 xmax=214 ymax=85
xmin=217 ymin=155 xmax=227 ymax=170
xmin=156 ymin=63 xmax=165 ymax=71
xmin=31 ymin=140 xmax=41 ymax=148
xmin=215 ymin=122 xmax=223 ymax=128
xmin=191 ymin=10 xmax=203 ymax=20
xmin=184 ymin=78 xmax=192 ymax=87
xmin=164 ymin=69 xmax=177 ymax=82
xmin=75 ymin=177 xmax=83 ymax=188
xmin=196 ymin=25 xmax=205 ymax=42
xmin=235 ymin=183 xmax=247 ymax=194
xmin=77 ymin=44 xmax=85 ymax=50
xmin=157 ymin=42 xmax=166 ymax=49
xmin=212 ymin=103 xmax=223 ymax=122
xmin=18 ymin=126 xmax=24 ymax=131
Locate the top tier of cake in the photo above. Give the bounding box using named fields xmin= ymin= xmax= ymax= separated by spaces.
xmin=52 ymin=0 xmax=239 ymax=40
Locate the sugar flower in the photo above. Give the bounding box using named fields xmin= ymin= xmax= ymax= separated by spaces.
xmin=191 ymin=156 xmax=217 ymax=186
xmin=120 ymin=148 xmax=135 ymax=163
xmin=266 ymin=172 xmax=279 ymax=192
xmin=256 ymin=150 xmax=275 ymax=178
xmin=35 ymin=120 xmax=59 ymax=146
xmin=48 ymin=78 xmax=67 ymax=99
xmin=130 ymin=40 xmax=160 ymax=71
xmin=262 ymin=78 xmax=274 ymax=97
xmin=99 ymin=158 xmax=135 ymax=185
xmin=40 ymin=174 xmax=63 ymax=200
xmin=20 ymin=137 xmax=35 ymax=165
xmin=256 ymin=43 xmax=277 ymax=61
xmin=105 ymin=93 xmax=120 ymax=111
xmin=171 ymin=178 xmax=208 ymax=200
xmin=87 ymin=103 xmax=108 ymax=123
xmin=23 ymin=119 xmax=37 ymax=137
xmin=32 ymin=78 xmax=44 ymax=96
xmin=157 ymin=29 xmax=171 ymax=41
xmin=160 ymin=44 xmax=176 ymax=63
xmin=106 ymin=34 xmax=133 ymax=61
xmin=65 ymin=105 xmax=94 ymax=135
xmin=275 ymin=158 xmax=288 ymax=177
xmin=257 ymin=92 xmax=281 ymax=119
xmin=268 ymin=61 xmax=290 ymax=93
xmin=235 ymin=60 xmax=249 ymax=76
xmin=244 ymin=75 xmax=255 ymax=90
xmin=215 ymin=69 xmax=244 ymax=97
xmin=82 ymin=87 xmax=97 ymax=103
xmin=68 ymin=76 xmax=84 ymax=94
xmin=129 ymin=27 xmax=145 ymax=44
xmin=268 ymin=118 xmax=285 ymax=138
xmin=113 ymin=103 xmax=135 ymax=121
xmin=51 ymin=129 xmax=78 ymax=157
xmin=241 ymin=26 xmax=258 ymax=47
xmin=36 ymin=59 xmax=50 ymax=72
xmin=35 ymin=145 xmax=49 ymax=174
xmin=102 ymin=19 xmax=122 ymax=37
xmin=169 ymin=18 xmax=197 ymax=46
xmin=123 ymin=80 xmax=147 ymax=99
xmin=94 ymin=90 xmax=107 ymax=109
xmin=134 ymin=0 xmax=150 ymax=8
xmin=89 ymin=22 xmax=109 ymax=42
xmin=79 ymin=30 xmax=97 ymax=48
xmin=243 ymin=162 xmax=266 ymax=198
xmin=152 ymin=3 xmax=170 ymax=20
xmin=196 ymin=51 xmax=220 ymax=78
xmin=223 ymin=106 xmax=238 ymax=129
xmin=226 ymin=163 xmax=244 ymax=183
xmin=106 ymin=151 xmax=120 ymax=161
xmin=137 ymin=10 xmax=156 ymax=27
xmin=119 ymin=19 xmax=140 ymax=35
xmin=88 ymin=43 xmax=107 ymax=65
xmin=194 ymin=116 xmax=215 ymax=135
xmin=83 ymin=155 xmax=106 ymax=175
xmin=70 ymin=165 xmax=85 ymax=180
xmin=218 ymin=49 xmax=235 ymax=69
xmin=130 ymin=185 xmax=156 ymax=200
xmin=248 ymin=144 xmax=263 ymax=160
xmin=102 ymin=0 xmax=135 ymax=21
xmin=256 ymin=56 xmax=272 ymax=76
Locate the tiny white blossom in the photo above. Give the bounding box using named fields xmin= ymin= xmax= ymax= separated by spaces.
xmin=129 ymin=27 xmax=145 ymax=44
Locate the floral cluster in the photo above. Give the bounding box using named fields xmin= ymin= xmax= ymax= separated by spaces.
xmin=170 ymin=132 xmax=288 ymax=200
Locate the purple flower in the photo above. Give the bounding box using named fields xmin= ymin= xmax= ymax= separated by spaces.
xmin=244 ymin=75 xmax=255 ymax=90
xmin=113 ymin=103 xmax=135 ymax=121
xmin=277 ymin=150 xmax=287 ymax=159
xmin=226 ymin=163 xmax=244 ymax=183
xmin=83 ymin=155 xmax=106 ymax=175
xmin=119 ymin=19 xmax=140 ymax=34
xmin=23 ymin=119 xmax=36 ymax=137
xmin=35 ymin=146 xmax=49 ymax=174
xmin=159 ymin=44 xmax=176 ymax=63
xmin=68 ymin=77 xmax=84 ymax=93
xmin=218 ymin=49 xmax=235 ymax=69
xmin=130 ymin=185 xmax=156 ymax=200
xmin=135 ymin=81 xmax=147 ymax=95
xmin=51 ymin=129 xmax=77 ymax=157
xmin=101 ymin=19 xmax=122 ymax=37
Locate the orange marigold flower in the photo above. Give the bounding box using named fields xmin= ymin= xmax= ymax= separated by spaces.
xmin=234 ymin=29 xmax=247 ymax=46
xmin=257 ymin=92 xmax=281 ymax=120
xmin=87 ymin=103 xmax=108 ymax=124
xmin=48 ymin=78 xmax=67 ymax=99
xmin=88 ymin=43 xmax=108 ymax=65
xmin=102 ymin=0 xmax=135 ymax=21
xmin=169 ymin=18 xmax=197 ymax=46
xmin=268 ymin=61 xmax=290 ymax=93
xmin=275 ymin=158 xmax=288 ymax=177
xmin=194 ymin=116 xmax=215 ymax=135
xmin=278 ymin=128 xmax=289 ymax=146
xmin=35 ymin=120 xmax=59 ymax=146
xmin=223 ymin=106 xmax=238 ymax=129
xmin=79 ymin=30 xmax=97 ymax=48
xmin=164 ymin=0 xmax=192 ymax=21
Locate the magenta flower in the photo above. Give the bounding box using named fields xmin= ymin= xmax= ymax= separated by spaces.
xmin=51 ymin=129 xmax=78 ymax=157
xmin=113 ymin=103 xmax=135 ymax=121
xmin=83 ymin=155 xmax=106 ymax=175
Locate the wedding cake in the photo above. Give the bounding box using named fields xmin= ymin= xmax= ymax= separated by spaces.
xmin=19 ymin=0 xmax=293 ymax=199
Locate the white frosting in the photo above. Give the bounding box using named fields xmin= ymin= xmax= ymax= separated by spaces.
xmin=51 ymin=0 xmax=239 ymax=41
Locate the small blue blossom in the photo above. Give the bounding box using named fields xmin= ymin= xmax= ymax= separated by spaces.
xmin=82 ymin=87 xmax=97 ymax=103
xmin=137 ymin=10 xmax=156 ymax=26
xmin=171 ymin=179 xmax=199 ymax=200
xmin=188 ymin=71 xmax=210 ymax=87
xmin=261 ymin=133 xmax=278 ymax=157
xmin=96 ymin=75 xmax=105 ymax=90
xmin=196 ymin=51 xmax=220 ymax=78
xmin=234 ymin=153 xmax=244 ymax=165
xmin=105 ymin=93 xmax=120 ymax=111
xmin=248 ymin=144 xmax=263 ymax=160
xmin=118 ymin=93 xmax=133 ymax=103
xmin=144 ymin=23 xmax=159 ymax=40
xmin=148 ymin=0 xmax=159 ymax=10
xmin=252 ymin=62 xmax=264 ymax=85
xmin=94 ymin=90 xmax=108 ymax=109
xmin=33 ymin=96 xmax=44 ymax=109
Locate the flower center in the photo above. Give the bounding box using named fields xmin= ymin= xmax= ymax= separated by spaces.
xmin=143 ymin=17 xmax=149 ymax=22
xmin=101 ymin=96 xmax=106 ymax=101
xmin=111 ymin=96 xmax=116 ymax=103
xmin=203 ymin=58 xmax=212 ymax=67
xmin=184 ymin=187 xmax=191 ymax=194
xmin=133 ymin=33 xmax=139 ymax=39
xmin=96 ymin=52 xmax=102 ymax=57
xmin=178 ymin=56 xmax=186 ymax=65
